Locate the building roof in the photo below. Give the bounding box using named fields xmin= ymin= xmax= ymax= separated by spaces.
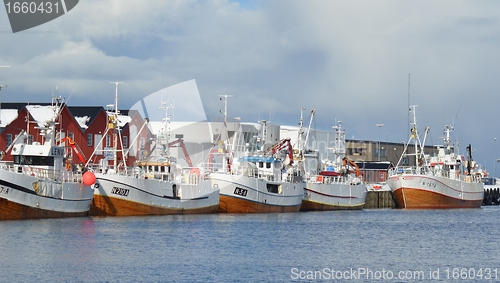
xmin=2 ymin=102 xmax=58 ymax=110
xmin=25 ymin=105 xmax=59 ymax=128
xmin=0 ymin=109 xmax=19 ymax=127
xmin=67 ymin=106 xmax=104 ymax=129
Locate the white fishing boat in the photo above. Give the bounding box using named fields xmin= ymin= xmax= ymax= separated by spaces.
xmin=0 ymin=97 xmax=96 ymax=220
xmin=91 ymin=162 xmax=219 ymax=216
xmin=210 ymin=146 xmax=305 ymax=213
xmin=209 ymin=97 xmax=304 ymax=213
xmin=295 ymin=109 xmax=366 ymax=211
xmin=387 ymin=105 xmax=484 ymax=209
xmin=89 ymin=86 xmax=219 ymax=216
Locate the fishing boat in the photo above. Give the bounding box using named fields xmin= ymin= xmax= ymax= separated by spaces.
xmin=0 ymin=97 xmax=96 ymax=220
xmin=209 ymin=98 xmax=305 ymax=213
xmin=90 ymin=161 xmax=219 ymax=216
xmin=298 ymin=111 xmax=366 ymax=211
xmin=88 ymin=85 xmax=219 ymax=216
xmin=387 ymin=105 xmax=484 ymax=209
xmin=210 ymin=142 xmax=305 ymax=213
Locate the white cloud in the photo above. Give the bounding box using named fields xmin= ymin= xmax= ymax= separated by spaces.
xmin=1 ymin=0 xmax=500 ymax=169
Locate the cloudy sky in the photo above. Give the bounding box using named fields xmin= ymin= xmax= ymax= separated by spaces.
xmin=1 ymin=0 xmax=499 ymax=174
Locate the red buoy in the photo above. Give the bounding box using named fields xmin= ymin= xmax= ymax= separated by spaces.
xmin=82 ymin=171 xmax=96 ymax=186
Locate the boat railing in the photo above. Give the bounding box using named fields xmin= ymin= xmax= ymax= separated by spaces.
xmin=327 ymin=176 xmax=347 ymax=184
xmin=263 ymin=172 xmax=275 ymax=182
xmin=179 ymin=173 xmax=203 ymax=185
xmin=0 ymin=163 xmax=85 ymax=183
xmin=463 ymin=174 xmax=482 ymax=183
xmin=179 ymin=167 xmax=206 ymax=185
xmin=311 ymin=175 xmax=349 ymax=184
xmin=393 ymin=165 xmax=482 ymax=183
xmin=199 ymin=162 xmax=226 ymax=174
xmin=284 ymin=173 xmax=303 ymax=183
xmin=88 ymin=164 xmax=177 ymax=181
xmin=393 ymin=166 xmax=430 ymax=176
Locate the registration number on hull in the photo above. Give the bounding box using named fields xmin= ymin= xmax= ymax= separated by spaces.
xmin=111 ymin=187 xmax=130 ymax=197
xmin=0 ymin=187 xmax=9 ymax=195
xmin=234 ymin=187 xmax=248 ymax=197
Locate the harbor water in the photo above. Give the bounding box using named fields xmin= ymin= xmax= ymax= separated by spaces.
xmin=1 ymin=207 xmax=500 ymax=282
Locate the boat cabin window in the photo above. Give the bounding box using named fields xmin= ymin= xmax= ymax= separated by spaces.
xmin=259 ymin=162 xmax=263 ymax=168
xmin=266 ymin=162 xmax=271 ymax=169
xmin=267 ymin=184 xmax=280 ymax=194
xmin=14 ymin=155 xmax=54 ymax=166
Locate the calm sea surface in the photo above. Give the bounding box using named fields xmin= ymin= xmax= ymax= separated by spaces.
xmin=1 ymin=207 xmax=499 ymax=282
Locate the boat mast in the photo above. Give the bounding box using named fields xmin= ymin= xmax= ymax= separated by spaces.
xmin=443 ymin=125 xmax=453 ymax=152
xmin=409 ymin=105 xmax=430 ymax=171
xmin=0 ymin=65 xmax=10 ymax=126
xmin=219 ymin=94 xmax=232 ymax=172
xmin=259 ymin=120 xmax=267 ymax=153
xmin=159 ymin=98 xmax=174 ymax=159
xmin=409 ymin=105 xmax=419 ymax=168
xmin=332 ymin=120 xmax=346 ymax=167
xmin=297 ymin=107 xmax=315 ymax=174
xmin=0 ymin=84 xmax=7 ymax=126
xmin=110 ymin=82 xmax=124 ymax=169
xmin=298 ymin=107 xmax=305 ymax=152
xmin=395 ymin=105 xmax=420 ymax=169
xmin=407 ymin=73 xmax=410 ymax=141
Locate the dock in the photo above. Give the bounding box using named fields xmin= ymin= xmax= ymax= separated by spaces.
xmin=364 ymin=190 xmax=397 ymax=209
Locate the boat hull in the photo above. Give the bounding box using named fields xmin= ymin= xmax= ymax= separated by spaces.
xmin=387 ymin=174 xmax=484 ymax=209
xmin=0 ymin=168 xmax=94 ymax=220
xmin=0 ymin=198 xmax=89 ymax=220
xmin=211 ymin=173 xmax=304 ymax=213
xmin=301 ymin=182 xmax=367 ymax=211
xmin=90 ymin=173 xmax=219 ymax=216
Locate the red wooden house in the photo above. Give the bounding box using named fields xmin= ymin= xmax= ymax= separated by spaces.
xmin=0 ymin=102 xmax=152 ymax=168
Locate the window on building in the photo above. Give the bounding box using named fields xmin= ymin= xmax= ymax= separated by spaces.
xmin=123 ymin=136 xmax=128 ymax=149
xmin=6 ymin=134 xmax=12 ymax=146
xmin=106 ymin=135 xmax=111 ymax=147
xmin=69 ymin=132 xmax=74 ymax=140
xmin=140 ymin=137 xmax=145 ymax=149
xmin=374 ymin=148 xmax=387 ymax=158
xmin=347 ymin=147 xmax=365 ymax=156
xmin=27 ymin=135 xmax=33 ymax=145
xmin=87 ymin=134 xmax=92 ymax=146
xmin=402 ymin=157 xmax=409 ymax=165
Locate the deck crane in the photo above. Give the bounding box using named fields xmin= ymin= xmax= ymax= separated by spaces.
xmin=168 ymin=138 xmax=193 ymax=167
xmin=265 ymin=138 xmax=294 ymax=165
xmin=342 ymin=157 xmax=361 ymax=177
xmin=59 ymin=136 xmax=87 ymax=164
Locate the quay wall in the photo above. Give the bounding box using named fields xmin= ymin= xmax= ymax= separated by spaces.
xmin=364 ymin=190 xmax=396 ymax=209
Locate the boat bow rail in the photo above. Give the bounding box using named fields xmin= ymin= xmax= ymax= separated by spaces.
xmin=0 ymin=162 xmax=86 ymax=183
